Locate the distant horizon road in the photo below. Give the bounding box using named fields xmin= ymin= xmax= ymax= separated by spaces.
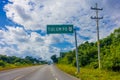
xmin=0 ymin=65 xmax=79 ymax=80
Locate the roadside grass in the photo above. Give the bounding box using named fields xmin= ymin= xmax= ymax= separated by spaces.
xmin=0 ymin=64 xmax=40 ymax=71
xmin=56 ymin=64 xmax=120 ymax=80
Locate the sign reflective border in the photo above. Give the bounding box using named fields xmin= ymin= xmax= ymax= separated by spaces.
xmin=47 ymin=25 xmax=73 ymax=34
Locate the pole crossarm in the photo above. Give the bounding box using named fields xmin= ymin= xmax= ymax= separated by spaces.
xmin=91 ymin=7 xmax=103 ymax=10
xmin=91 ymin=16 xmax=103 ymax=19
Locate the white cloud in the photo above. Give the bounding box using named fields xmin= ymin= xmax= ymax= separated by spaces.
xmin=4 ymin=0 xmax=92 ymax=31
xmin=0 ymin=27 xmax=60 ymax=60
xmin=1 ymin=0 xmax=120 ymax=59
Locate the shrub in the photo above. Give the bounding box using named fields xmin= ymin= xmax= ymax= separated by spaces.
xmin=0 ymin=60 xmax=6 ymax=67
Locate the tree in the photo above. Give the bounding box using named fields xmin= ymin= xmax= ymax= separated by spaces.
xmin=51 ymin=55 xmax=58 ymax=63
xmin=0 ymin=60 xmax=6 ymax=67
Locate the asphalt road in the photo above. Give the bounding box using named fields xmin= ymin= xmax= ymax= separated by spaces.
xmin=0 ymin=65 xmax=79 ymax=80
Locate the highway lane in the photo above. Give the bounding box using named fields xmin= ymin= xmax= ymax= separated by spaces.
xmin=0 ymin=66 xmax=43 ymax=80
xmin=0 ymin=65 xmax=79 ymax=80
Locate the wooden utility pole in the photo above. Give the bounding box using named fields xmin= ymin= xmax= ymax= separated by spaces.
xmin=91 ymin=3 xmax=103 ymax=69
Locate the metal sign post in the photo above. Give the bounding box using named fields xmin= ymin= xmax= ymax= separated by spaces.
xmin=74 ymin=29 xmax=80 ymax=73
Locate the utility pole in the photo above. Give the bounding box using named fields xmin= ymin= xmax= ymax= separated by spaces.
xmin=74 ymin=29 xmax=80 ymax=73
xmin=91 ymin=3 xmax=103 ymax=69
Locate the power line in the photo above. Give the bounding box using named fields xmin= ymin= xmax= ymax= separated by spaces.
xmin=91 ymin=3 xmax=103 ymax=69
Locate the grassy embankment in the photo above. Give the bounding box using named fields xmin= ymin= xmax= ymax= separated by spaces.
xmin=57 ymin=64 xmax=120 ymax=80
xmin=0 ymin=64 xmax=39 ymax=71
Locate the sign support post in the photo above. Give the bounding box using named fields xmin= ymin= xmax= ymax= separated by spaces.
xmin=74 ymin=29 xmax=80 ymax=73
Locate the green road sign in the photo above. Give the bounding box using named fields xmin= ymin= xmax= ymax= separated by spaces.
xmin=47 ymin=25 xmax=73 ymax=34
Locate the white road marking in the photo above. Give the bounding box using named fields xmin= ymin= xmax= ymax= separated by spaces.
xmin=50 ymin=66 xmax=58 ymax=80
xmin=55 ymin=77 xmax=58 ymax=80
xmin=13 ymin=67 xmax=39 ymax=80
xmin=14 ymin=75 xmax=24 ymax=80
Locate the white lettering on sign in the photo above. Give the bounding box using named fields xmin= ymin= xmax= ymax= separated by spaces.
xmin=58 ymin=27 xmax=62 ymax=31
xmin=69 ymin=27 xmax=72 ymax=31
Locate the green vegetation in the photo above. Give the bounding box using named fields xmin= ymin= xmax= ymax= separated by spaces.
xmin=51 ymin=54 xmax=58 ymax=63
xmin=57 ymin=64 xmax=120 ymax=80
xmin=0 ymin=55 xmax=46 ymax=71
xmin=57 ymin=28 xmax=120 ymax=71
xmin=51 ymin=28 xmax=120 ymax=79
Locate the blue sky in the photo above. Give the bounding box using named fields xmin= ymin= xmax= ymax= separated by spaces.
xmin=0 ymin=0 xmax=120 ymax=60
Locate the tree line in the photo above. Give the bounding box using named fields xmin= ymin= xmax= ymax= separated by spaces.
xmin=0 ymin=55 xmax=46 ymax=67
